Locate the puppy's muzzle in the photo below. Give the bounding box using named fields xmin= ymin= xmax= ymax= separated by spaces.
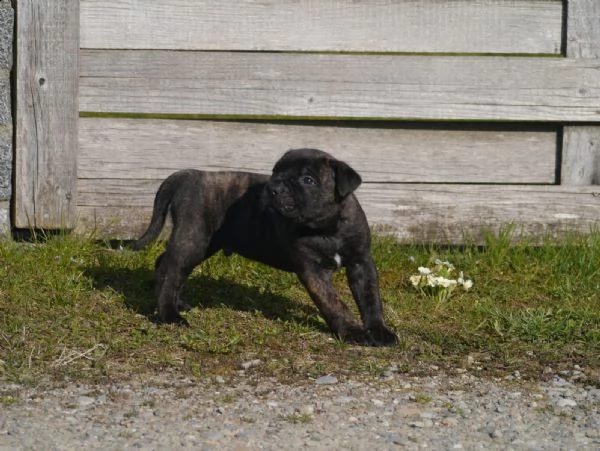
xmin=268 ymin=180 xmax=296 ymax=213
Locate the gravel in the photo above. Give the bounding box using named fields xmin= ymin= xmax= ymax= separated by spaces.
xmin=1 ymin=365 xmax=599 ymax=450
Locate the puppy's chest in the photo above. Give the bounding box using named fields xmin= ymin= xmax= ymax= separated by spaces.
xmin=299 ymin=238 xmax=345 ymax=270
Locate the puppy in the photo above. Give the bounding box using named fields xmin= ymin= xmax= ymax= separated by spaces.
xmin=133 ymin=148 xmax=398 ymax=346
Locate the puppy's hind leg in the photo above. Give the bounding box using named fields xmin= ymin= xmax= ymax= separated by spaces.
xmin=154 ymin=232 xmax=210 ymax=326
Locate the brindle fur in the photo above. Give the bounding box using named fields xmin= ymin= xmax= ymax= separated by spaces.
xmin=134 ymin=148 xmax=398 ymax=346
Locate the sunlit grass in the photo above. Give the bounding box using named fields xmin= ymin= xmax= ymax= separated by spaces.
xmin=1 ymin=227 xmax=598 ymax=385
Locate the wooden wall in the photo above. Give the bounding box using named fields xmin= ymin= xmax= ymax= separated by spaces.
xmin=14 ymin=0 xmax=600 ymax=242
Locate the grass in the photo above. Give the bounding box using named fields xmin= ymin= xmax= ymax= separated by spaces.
xmin=0 ymin=227 xmax=599 ymax=386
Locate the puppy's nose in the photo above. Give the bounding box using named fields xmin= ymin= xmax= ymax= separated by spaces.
xmin=270 ymin=180 xmax=285 ymax=196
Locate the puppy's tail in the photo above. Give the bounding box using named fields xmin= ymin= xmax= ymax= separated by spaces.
xmin=131 ymin=174 xmax=179 ymax=251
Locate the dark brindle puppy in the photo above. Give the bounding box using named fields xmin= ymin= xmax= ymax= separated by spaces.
xmin=133 ymin=148 xmax=398 ymax=346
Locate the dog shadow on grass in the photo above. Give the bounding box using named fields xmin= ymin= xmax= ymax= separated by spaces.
xmin=85 ymin=262 xmax=329 ymax=333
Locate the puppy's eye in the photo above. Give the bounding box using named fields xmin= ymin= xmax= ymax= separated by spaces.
xmin=300 ymin=175 xmax=317 ymax=185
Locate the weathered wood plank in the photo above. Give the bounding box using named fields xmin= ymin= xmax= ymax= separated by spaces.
xmin=79 ymin=51 xmax=600 ymax=122
xmin=14 ymin=0 xmax=79 ymax=228
xmin=80 ymin=0 xmax=563 ymax=54
xmin=0 ymin=200 xmax=9 ymax=235
xmin=561 ymin=127 xmax=600 ymax=185
xmin=360 ymin=184 xmax=600 ymax=242
xmin=566 ymin=0 xmax=600 ymax=58
xmin=79 ymin=118 xmax=557 ymax=184
xmin=75 ymin=181 xmax=600 ymax=242
xmin=562 ymin=0 xmax=600 ymax=185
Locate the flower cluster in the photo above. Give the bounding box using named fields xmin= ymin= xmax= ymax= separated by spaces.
xmin=409 ymin=259 xmax=473 ymax=303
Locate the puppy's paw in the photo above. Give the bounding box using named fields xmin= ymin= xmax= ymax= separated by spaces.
xmin=365 ymin=325 xmax=399 ymax=347
xmin=157 ymin=311 xmax=190 ymax=327
xmin=176 ymin=298 xmax=193 ymax=312
xmin=331 ymin=323 xmax=364 ymax=345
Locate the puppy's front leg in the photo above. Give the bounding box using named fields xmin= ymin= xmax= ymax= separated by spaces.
xmin=296 ymin=267 xmax=368 ymax=344
xmin=345 ymin=255 xmax=399 ymax=347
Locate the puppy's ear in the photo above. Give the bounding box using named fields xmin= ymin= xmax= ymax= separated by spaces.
xmin=331 ymin=160 xmax=362 ymax=197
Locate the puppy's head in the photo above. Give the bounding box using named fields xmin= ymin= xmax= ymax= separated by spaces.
xmin=263 ymin=148 xmax=362 ymax=228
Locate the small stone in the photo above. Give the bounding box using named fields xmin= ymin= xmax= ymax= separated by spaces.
xmin=390 ymin=434 xmax=408 ymax=445
xmin=240 ymin=359 xmax=262 ymax=370
xmin=409 ymin=421 xmax=431 ymax=428
xmin=315 ymin=375 xmax=338 ymax=385
xmin=552 ymin=377 xmax=571 ymax=387
xmin=214 ymin=376 xmax=225 ymax=384
xmin=234 ymin=430 xmax=251 ymax=440
xmin=443 ymin=417 xmax=459 ymax=427
xmin=335 ymin=396 xmax=355 ymax=404
xmin=77 ymin=396 xmax=95 ymax=407
xmin=204 ymin=432 xmax=224 ymax=442
xmin=585 ymin=430 xmax=600 ymax=439
xmin=490 ymin=429 xmax=503 ymax=439
xmin=298 ymin=405 xmax=314 ymax=416
xmin=371 ymin=399 xmax=384 ymax=407
xmin=556 ymin=398 xmax=577 ymax=408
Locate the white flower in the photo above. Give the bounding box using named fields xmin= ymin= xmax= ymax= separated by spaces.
xmin=418 ymin=266 xmax=431 ymax=275
xmin=457 ymin=271 xmax=473 ymax=290
xmin=426 ymin=274 xmax=438 ymax=287
xmin=435 ymin=277 xmax=458 ymax=288
xmin=435 ymin=259 xmax=455 ymax=270
xmin=409 ymin=275 xmax=422 ymax=287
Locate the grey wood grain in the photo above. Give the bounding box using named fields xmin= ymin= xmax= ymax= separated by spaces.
xmin=566 ymin=0 xmax=600 ymax=58
xmin=561 ymin=127 xmax=600 ymax=185
xmin=75 ymin=181 xmax=600 ymax=243
xmin=79 ymin=51 xmax=600 ymax=122
xmin=80 ymin=0 xmax=562 ymax=54
xmin=14 ymin=0 xmax=79 ymax=228
xmin=562 ymin=0 xmax=600 ymax=185
xmin=79 ymin=118 xmax=557 ymax=184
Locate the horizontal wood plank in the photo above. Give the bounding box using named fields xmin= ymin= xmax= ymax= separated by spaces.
xmin=80 ymin=0 xmax=563 ymax=54
xmin=79 ymin=118 xmax=557 ymax=184
xmin=360 ymin=184 xmax=600 ymax=242
xmin=75 ymin=182 xmax=600 ymax=242
xmin=80 ymin=51 xmax=600 ymax=122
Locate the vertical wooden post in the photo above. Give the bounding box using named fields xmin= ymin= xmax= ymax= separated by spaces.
xmin=14 ymin=0 xmax=79 ymax=228
xmin=561 ymin=0 xmax=600 ymax=185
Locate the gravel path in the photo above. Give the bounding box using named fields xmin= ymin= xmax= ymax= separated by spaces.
xmin=1 ymin=364 xmax=599 ymax=450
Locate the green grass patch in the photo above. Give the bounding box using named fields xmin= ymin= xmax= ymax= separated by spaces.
xmin=1 ymin=228 xmax=599 ymax=385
